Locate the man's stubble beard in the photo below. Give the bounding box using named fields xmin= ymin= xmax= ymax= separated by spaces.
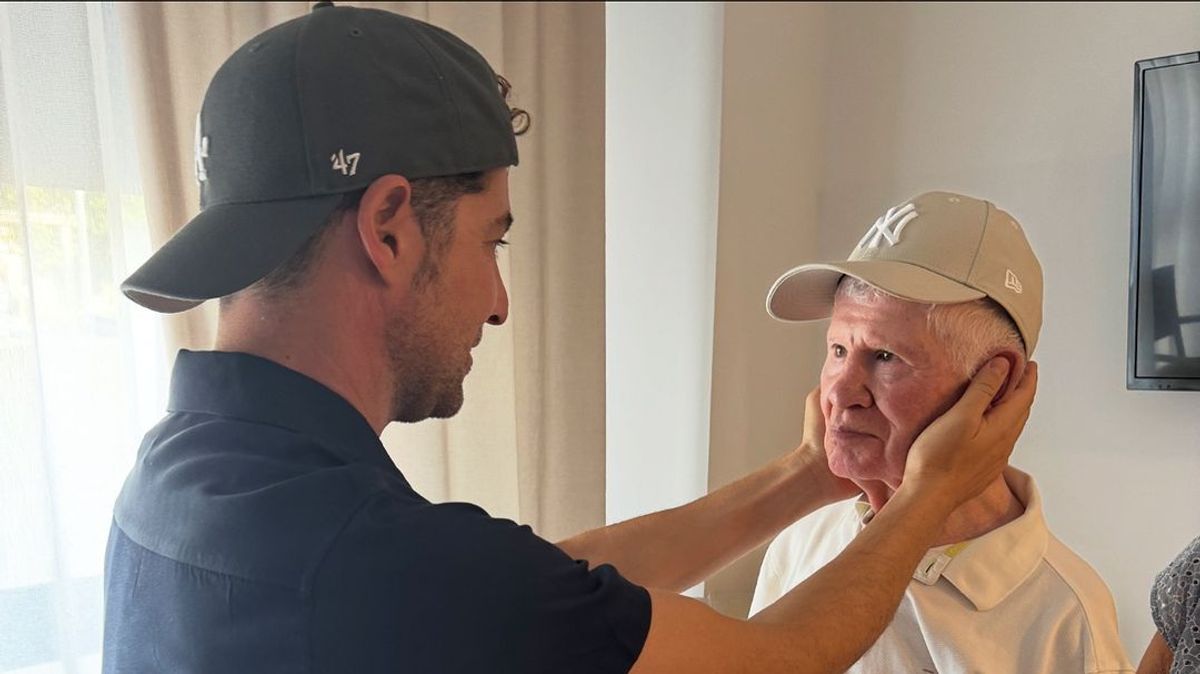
xmin=384 ymin=277 xmax=470 ymax=424
xmin=385 ymin=316 xmax=468 ymax=423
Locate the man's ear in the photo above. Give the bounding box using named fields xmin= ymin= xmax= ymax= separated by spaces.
xmin=983 ymin=348 xmax=1026 ymax=407
xmin=354 ymin=174 xmax=425 ymax=286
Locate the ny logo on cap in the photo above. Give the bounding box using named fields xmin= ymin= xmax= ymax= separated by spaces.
xmin=858 ymin=202 xmax=918 ymax=249
xmin=194 ymin=113 xmax=209 ymax=184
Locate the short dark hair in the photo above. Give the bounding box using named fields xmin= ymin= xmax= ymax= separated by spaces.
xmin=406 ymin=172 xmax=487 ymax=287
xmin=222 ymin=75 xmax=529 ymax=306
xmin=245 ymin=173 xmax=486 ymax=300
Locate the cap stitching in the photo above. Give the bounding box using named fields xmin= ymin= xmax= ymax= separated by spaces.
xmin=967 ymin=200 xmax=1035 ymax=355
xmin=964 ymin=200 xmax=991 ymax=280
xmin=398 ymin=21 xmax=466 ymax=164
xmin=295 ymin=9 xmax=315 ymax=191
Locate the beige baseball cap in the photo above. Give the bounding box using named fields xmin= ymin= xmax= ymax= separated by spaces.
xmin=766 ymin=191 xmax=1043 ymax=356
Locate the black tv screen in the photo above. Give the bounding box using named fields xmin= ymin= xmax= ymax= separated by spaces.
xmin=1128 ymin=51 xmax=1200 ymax=390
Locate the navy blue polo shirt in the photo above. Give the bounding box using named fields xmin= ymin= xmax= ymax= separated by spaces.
xmin=103 ymin=350 xmax=651 ymax=673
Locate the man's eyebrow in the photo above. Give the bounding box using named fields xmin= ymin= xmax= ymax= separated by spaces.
xmin=830 ymin=329 xmax=923 ymax=357
xmin=490 ymin=212 xmax=513 ymax=232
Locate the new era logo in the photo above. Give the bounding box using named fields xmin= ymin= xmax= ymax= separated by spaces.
xmin=1005 ymin=269 xmax=1023 ymax=294
xmin=857 ymin=202 xmax=919 ymax=249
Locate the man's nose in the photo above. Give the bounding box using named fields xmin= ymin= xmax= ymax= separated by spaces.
xmin=825 ymin=361 xmax=872 ymax=410
xmin=488 ymin=272 xmax=509 ymax=326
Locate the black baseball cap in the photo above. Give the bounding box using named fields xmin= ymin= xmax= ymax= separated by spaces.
xmin=122 ymin=1 xmax=519 ymax=313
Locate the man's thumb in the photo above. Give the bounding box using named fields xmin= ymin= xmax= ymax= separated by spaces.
xmin=959 ymin=357 xmax=1010 ymax=411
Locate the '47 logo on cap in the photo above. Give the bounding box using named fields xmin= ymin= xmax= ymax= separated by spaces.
xmin=331 ymin=149 xmax=361 ymax=176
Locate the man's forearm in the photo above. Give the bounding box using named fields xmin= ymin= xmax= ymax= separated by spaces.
xmin=747 ymin=485 xmax=956 ymax=672
xmin=556 ymin=450 xmax=845 ymax=592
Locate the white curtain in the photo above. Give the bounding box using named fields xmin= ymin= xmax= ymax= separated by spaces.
xmin=0 ymin=3 xmax=166 ymax=671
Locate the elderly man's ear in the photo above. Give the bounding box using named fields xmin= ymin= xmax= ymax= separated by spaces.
xmin=984 ymin=349 xmax=1027 ymax=407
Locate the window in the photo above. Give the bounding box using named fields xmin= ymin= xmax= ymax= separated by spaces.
xmin=0 ymin=4 xmax=165 ymax=671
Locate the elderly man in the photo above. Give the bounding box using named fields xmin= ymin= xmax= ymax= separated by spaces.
xmin=751 ymin=191 xmax=1133 ymax=673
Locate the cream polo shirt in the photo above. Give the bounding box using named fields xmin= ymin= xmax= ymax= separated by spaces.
xmin=750 ymin=468 xmax=1132 ymax=674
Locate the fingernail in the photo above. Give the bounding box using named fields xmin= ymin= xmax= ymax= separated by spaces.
xmin=989 ymin=357 xmax=1010 ymax=376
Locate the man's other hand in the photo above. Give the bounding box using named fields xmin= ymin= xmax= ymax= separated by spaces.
xmin=901 ymin=358 xmax=1038 ymax=508
xmin=793 ymin=387 xmax=860 ymax=505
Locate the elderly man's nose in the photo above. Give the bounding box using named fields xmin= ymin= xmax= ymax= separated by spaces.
xmin=826 ymin=366 xmax=872 ymax=409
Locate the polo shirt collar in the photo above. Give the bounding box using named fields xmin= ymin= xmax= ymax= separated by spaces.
xmin=168 ymin=349 xmax=397 ymax=473
xmin=856 ymin=467 xmax=1048 ymax=612
xmin=932 ymin=467 xmax=1048 ymax=611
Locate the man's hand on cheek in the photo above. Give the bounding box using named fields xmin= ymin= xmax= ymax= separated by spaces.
xmin=793 ymin=387 xmax=860 ymax=504
xmin=900 ymin=358 xmax=1037 ymax=509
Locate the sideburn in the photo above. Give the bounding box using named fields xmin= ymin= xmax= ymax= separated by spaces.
xmin=410 ymin=227 xmax=455 ymax=290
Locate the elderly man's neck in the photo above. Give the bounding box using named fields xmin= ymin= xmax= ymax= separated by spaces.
xmin=862 ymin=474 xmax=1023 ymax=547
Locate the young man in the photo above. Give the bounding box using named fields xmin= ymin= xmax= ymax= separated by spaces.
xmin=103 ymin=5 xmax=1037 ymax=672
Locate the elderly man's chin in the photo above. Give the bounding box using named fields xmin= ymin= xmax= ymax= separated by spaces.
xmin=826 ymin=436 xmax=896 ymax=485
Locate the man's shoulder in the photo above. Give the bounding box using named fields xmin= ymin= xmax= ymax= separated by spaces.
xmin=327 ymin=495 xmax=575 ymax=582
xmin=1039 ymin=534 xmax=1122 ymax=618
xmin=770 ymin=499 xmax=863 ymax=562
xmin=751 ymin=499 xmax=863 ymax=614
xmin=310 ymin=496 xmax=653 ymax=673
xmin=114 ymin=411 xmax=414 ymax=589
xmin=1035 ymin=534 xmax=1131 ymax=672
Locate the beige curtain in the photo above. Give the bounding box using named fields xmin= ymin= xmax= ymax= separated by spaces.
xmin=116 ymin=1 xmax=607 ymax=541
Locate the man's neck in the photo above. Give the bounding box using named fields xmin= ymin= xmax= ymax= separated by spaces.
xmin=863 ymin=473 xmax=1024 ymax=548
xmin=215 ymin=297 xmax=393 ymax=435
xmin=931 ymin=476 xmax=1024 ymax=546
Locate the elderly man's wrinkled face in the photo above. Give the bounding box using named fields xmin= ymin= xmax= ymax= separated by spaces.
xmin=820 ymin=290 xmax=969 ymax=492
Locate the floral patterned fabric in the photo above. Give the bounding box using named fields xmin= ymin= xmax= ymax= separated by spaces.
xmin=1152 ymin=536 xmax=1200 ymax=673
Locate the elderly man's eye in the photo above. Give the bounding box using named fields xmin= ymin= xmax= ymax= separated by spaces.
xmin=831 ymin=344 xmax=847 ymax=358
xmin=876 ymin=350 xmax=895 ymax=362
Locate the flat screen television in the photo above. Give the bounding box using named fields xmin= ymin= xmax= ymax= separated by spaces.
xmin=1128 ymin=50 xmax=1200 ymax=391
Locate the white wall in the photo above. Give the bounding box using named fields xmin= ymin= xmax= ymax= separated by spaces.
xmin=706 ymin=1 xmax=831 ymax=618
xmin=604 ymin=1 xmax=724 ymax=550
xmin=815 ymin=2 xmax=1200 ymax=657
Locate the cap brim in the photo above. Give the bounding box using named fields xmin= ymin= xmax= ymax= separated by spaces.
xmin=766 ymin=260 xmax=986 ymax=322
xmin=121 ymin=194 xmax=344 ymax=313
